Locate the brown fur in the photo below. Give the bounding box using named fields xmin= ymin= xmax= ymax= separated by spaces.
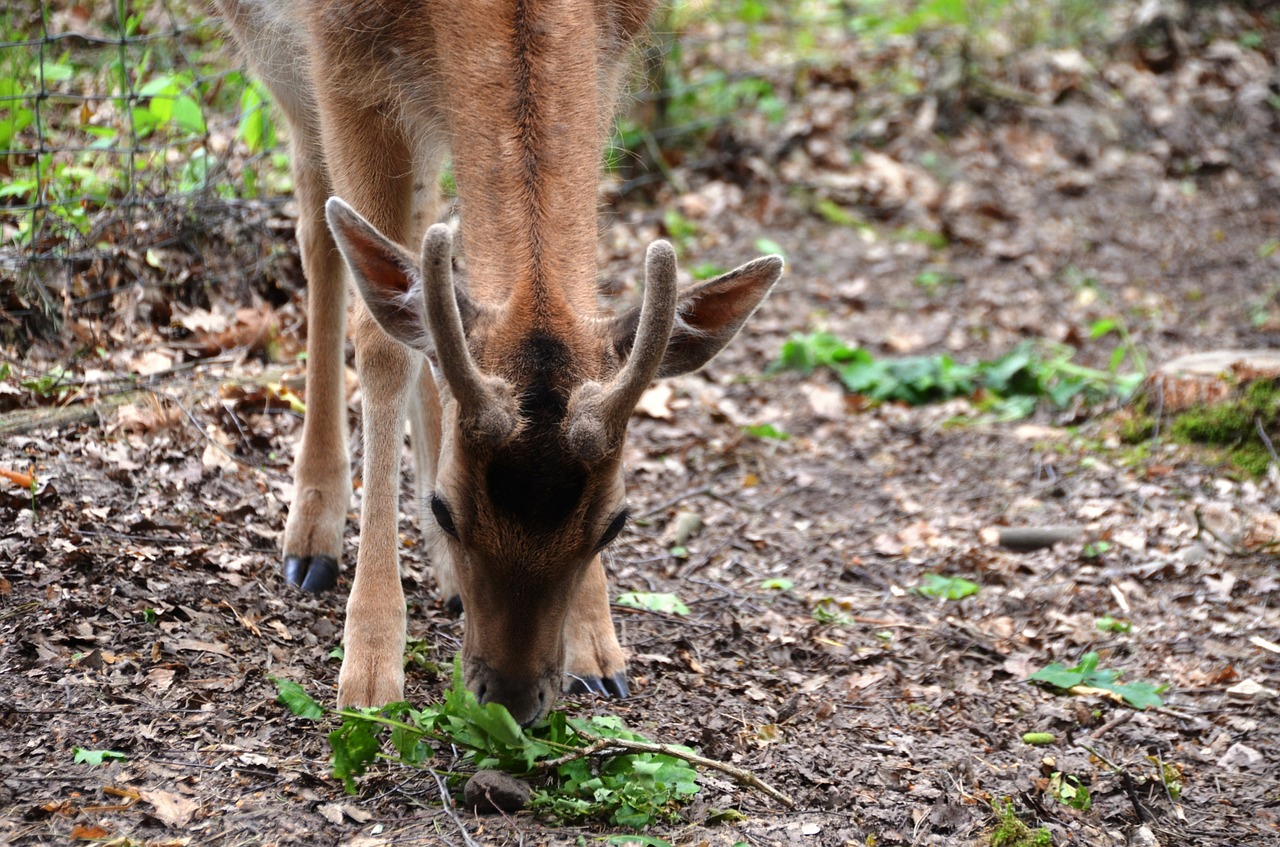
xmin=217 ymin=0 xmax=782 ymax=725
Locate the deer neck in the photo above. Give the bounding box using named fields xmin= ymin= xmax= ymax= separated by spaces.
xmin=436 ymin=0 xmax=605 ymax=324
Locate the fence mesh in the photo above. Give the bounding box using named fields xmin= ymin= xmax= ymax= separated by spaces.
xmin=0 ymin=0 xmax=875 ymax=342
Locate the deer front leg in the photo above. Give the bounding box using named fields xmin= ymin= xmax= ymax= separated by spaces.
xmin=320 ymin=101 xmax=417 ymax=708
xmin=337 ymin=303 xmax=416 ymax=708
xmin=281 ymin=137 xmax=351 ymax=593
xmin=563 ymin=555 xmax=628 ymax=698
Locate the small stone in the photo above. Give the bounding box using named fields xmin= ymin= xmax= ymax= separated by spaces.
xmin=1225 ymin=679 xmax=1277 ymax=701
xmin=463 ymin=770 xmax=533 ymax=813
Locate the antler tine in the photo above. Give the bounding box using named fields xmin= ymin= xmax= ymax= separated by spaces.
xmin=563 ymin=240 xmax=677 ymax=463
xmin=420 ymin=224 xmax=518 ymax=445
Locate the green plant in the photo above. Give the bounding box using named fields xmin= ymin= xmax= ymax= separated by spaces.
xmin=775 ymin=332 xmax=1141 ymax=417
xmin=1027 ymin=652 xmax=1166 ymax=709
xmin=1048 ymin=771 xmax=1091 ymax=811
xmin=1148 ymin=756 xmax=1182 ymax=801
xmin=743 ymin=423 xmax=789 ymax=441
xmin=20 ymin=366 xmax=75 ymax=402
xmin=616 ymin=592 xmax=690 ymax=615
xmin=73 ymin=748 xmax=127 ymax=766
xmin=1081 ymin=540 xmax=1110 ymax=559
xmin=990 ymin=797 xmax=1052 ymax=846
xmin=661 ymin=209 xmax=699 ymax=249
xmin=689 ymin=262 xmax=727 ymax=280
xmin=1094 ymin=616 xmax=1131 ymax=633
xmin=913 ymin=573 xmax=979 ymax=600
xmin=812 ymin=599 xmax=854 ymax=626
xmin=273 ymin=664 xmax=701 ymax=827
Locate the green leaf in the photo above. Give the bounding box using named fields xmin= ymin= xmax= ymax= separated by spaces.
xmin=754 ymin=237 xmax=785 ymax=258
xmin=743 ymin=423 xmax=789 ymax=441
xmin=73 ymin=748 xmax=127 ymax=766
xmin=1027 ymin=662 xmax=1084 ymax=689
xmin=171 ymin=95 xmax=206 ymax=134
xmin=606 ymin=837 xmax=674 ymax=847
xmin=616 ymin=592 xmax=690 ymax=615
xmin=690 ymin=262 xmax=727 ymax=280
xmin=271 ymin=677 xmax=325 ymax=720
xmin=760 ymin=577 xmax=793 ymax=591
xmin=329 ymin=714 xmax=382 ymax=793
xmin=1089 ymin=318 xmax=1118 ymax=339
xmin=913 ymin=573 xmax=980 ymax=600
xmin=1028 ymin=652 xmax=1165 ymax=709
xmin=1109 ymin=681 xmax=1167 ymax=710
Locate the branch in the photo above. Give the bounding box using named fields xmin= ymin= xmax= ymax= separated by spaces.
xmin=537 ymin=731 xmax=794 ymax=808
xmin=430 ymin=769 xmax=483 ymax=847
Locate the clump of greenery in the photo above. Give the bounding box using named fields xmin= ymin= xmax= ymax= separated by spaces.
xmin=990 ymin=798 xmax=1052 ymax=847
xmin=1028 ymin=651 xmax=1166 ymax=710
xmin=1121 ymin=379 xmax=1279 ymax=477
xmin=775 ymin=332 xmax=1140 ymax=418
xmin=1168 ymin=380 xmax=1280 ymax=476
xmin=273 ymin=661 xmax=699 ymax=828
xmin=2 ymin=1 xmax=286 ymax=246
xmin=913 ymin=573 xmax=980 ymax=600
xmin=1048 ymin=771 xmax=1091 ymax=811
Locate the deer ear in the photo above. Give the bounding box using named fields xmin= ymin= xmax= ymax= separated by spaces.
xmin=326 ymin=197 xmax=434 ymax=352
xmin=608 ymin=254 xmax=783 ymax=378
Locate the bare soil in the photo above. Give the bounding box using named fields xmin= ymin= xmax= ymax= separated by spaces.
xmin=2 ymin=5 xmax=1279 ymax=846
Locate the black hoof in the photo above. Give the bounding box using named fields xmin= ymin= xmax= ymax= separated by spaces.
xmin=603 ymin=672 xmax=630 ymax=699
xmin=444 ymin=594 xmax=464 ymax=615
xmin=282 ymin=555 xmax=338 ymax=593
xmin=567 ymin=672 xmax=629 ymax=698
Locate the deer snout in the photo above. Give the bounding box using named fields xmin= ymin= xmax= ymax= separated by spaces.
xmin=465 ymin=658 xmax=558 ymax=728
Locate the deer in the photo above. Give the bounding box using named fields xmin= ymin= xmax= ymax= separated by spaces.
xmin=215 ymin=0 xmax=783 ymax=726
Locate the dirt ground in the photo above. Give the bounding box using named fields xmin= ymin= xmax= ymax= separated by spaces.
xmin=2 ymin=4 xmax=1279 ymax=846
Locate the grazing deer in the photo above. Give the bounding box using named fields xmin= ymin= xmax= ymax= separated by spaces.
xmin=216 ymin=0 xmax=782 ymax=725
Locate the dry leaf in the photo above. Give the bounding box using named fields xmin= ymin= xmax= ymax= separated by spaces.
xmin=635 ymin=383 xmax=673 ymax=419
xmin=131 ymin=350 xmax=174 ymax=376
xmin=71 ymin=824 xmax=110 ymax=840
xmin=143 ymin=789 xmax=200 ymax=829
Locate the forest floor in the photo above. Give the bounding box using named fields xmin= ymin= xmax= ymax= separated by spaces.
xmin=2 ymin=3 xmax=1279 ymax=846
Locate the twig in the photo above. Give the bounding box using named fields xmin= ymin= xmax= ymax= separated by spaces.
xmin=1075 ymin=742 xmax=1121 ymax=773
xmin=1090 ymin=710 xmax=1135 ymax=741
xmin=1256 ymin=416 xmax=1279 ymax=465
xmin=430 ymin=769 xmax=482 ymax=847
xmin=536 ymin=730 xmax=794 ymax=808
xmin=163 ymin=389 xmax=256 ymax=471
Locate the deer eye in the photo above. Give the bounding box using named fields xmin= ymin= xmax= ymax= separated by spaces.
xmin=595 ymin=509 xmax=629 ymax=551
xmin=431 ymin=493 xmax=458 ymax=539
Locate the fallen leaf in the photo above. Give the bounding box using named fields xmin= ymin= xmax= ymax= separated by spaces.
xmin=635 ymin=383 xmax=673 ymax=419
xmin=143 ymin=789 xmax=200 ymax=828
xmin=131 ymin=350 xmax=174 ymax=376
xmin=71 ymin=824 xmax=110 ymax=840
xmin=170 ymin=638 xmax=232 ymax=658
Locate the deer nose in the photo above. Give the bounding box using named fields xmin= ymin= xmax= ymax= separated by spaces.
xmin=473 ymin=669 xmax=552 ymax=728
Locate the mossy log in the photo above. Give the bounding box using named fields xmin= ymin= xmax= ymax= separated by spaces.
xmin=1138 ymin=350 xmax=1280 ymax=476
xmin=1147 ymin=350 xmax=1280 ymax=413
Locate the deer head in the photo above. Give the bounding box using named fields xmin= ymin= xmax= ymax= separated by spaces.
xmin=326 ymin=197 xmax=782 ymax=723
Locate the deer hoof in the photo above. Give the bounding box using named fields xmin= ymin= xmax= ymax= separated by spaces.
xmin=566 ymin=671 xmax=629 ymax=699
xmin=444 ymin=593 xmax=464 ymax=615
xmin=282 ymin=554 xmax=339 ymax=593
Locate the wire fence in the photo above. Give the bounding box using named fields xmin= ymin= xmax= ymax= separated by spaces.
xmin=0 ymin=0 xmax=877 ymax=341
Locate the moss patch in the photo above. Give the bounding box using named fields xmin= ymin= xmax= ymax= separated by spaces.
xmin=989 ymin=799 xmax=1052 ymax=847
xmin=1119 ymin=378 xmax=1279 ymax=477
